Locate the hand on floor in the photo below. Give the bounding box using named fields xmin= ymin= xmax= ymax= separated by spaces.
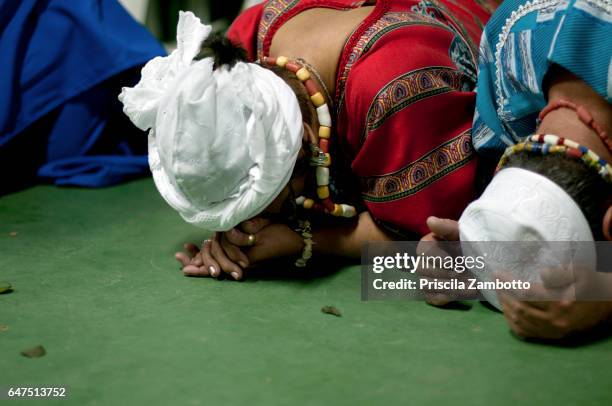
xmin=497 ymin=271 xmax=612 ymax=340
xmin=416 ymin=216 xmax=480 ymax=305
xmin=499 ymin=294 xmax=612 ymax=340
xmin=174 ymin=222 xmax=264 ymax=280
xmin=174 ymin=217 xmax=303 ymax=280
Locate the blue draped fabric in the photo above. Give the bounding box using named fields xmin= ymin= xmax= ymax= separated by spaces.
xmin=472 ymin=0 xmax=612 ymax=158
xmin=0 ymin=0 xmax=165 ymax=192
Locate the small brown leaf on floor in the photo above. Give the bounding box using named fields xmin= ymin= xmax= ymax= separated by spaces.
xmin=0 ymin=282 xmax=11 ymax=294
xmin=21 ymin=345 xmax=46 ymax=358
xmin=9 ymin=231 xmax=18 ymax=237
xmin=321 ymin=306 xmax=342 ymax=317
xmin=0 ymin=324 xmax=8 ymax=332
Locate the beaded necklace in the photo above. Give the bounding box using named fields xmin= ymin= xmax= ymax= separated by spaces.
xmin=262 ymin=55 xmax=357 ymax=218
xmin=496 ymin=134 xmax=612 ymax=183
xmin=296 ymin=58 xmax=333 ymax=108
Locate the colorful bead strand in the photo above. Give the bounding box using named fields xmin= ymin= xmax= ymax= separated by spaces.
xmin=262 ymin=55 xmax=357 ymax=218
xmin=496 ymin=133 xmax=612 ymax=183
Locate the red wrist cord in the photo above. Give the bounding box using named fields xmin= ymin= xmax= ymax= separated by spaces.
xmin=538 ymin=99 xmax=612 ymax=155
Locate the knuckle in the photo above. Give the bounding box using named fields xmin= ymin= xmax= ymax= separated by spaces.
xmin=227 ymin=228 xmax=239 ymax=241
xmin=514 ymin=328 xmax=528 ymax=338
xmin=553 ymin=318 xmax=570 ymax=332
xmin=426 ymin=294 xmax=451 ymax=306
xmin=558 ymin=300 xmax=573 ymax=312
xmin=240 ymin=221 xmax=256 ymax=234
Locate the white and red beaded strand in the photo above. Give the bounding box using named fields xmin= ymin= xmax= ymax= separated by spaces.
xmin=262 ymin=55 xmax=357 ymax=218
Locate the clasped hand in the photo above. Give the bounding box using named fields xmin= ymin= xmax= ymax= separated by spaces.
xmin=418 ymin=217 xmax=612 ymax=339
xmin=175 ymin=218 xmax=304 ymax=280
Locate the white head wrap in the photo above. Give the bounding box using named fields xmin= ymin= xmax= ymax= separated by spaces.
xmin=118 ymin=11 xmax=303 ymax=231
xmin=459 ymin=167 xmax=595 ymax=308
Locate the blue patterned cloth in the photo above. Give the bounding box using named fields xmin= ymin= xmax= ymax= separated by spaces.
xmin=0 ymin=0 xmax=165 ymax=190
xmin=473 ymin=0 xmax=612 ymax=158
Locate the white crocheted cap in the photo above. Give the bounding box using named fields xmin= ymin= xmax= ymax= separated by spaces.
xmin=459 ymin=167 xmax=595 ymax=308
xmin=460 ymin=167 xmax=594 ymax=242
xmin=118 ymin=11 xmax=303 ymax=231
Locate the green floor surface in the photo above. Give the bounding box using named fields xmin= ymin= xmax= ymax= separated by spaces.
xmin=1 ymin=179 xmax=611 ymax=405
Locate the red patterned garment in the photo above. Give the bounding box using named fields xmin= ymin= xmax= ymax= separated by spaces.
xmin=228 ymin=0 xmax=495 ymax=237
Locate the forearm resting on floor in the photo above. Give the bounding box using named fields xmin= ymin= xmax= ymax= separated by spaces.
xmin=312 ymin=211 xmax=395 ymax=258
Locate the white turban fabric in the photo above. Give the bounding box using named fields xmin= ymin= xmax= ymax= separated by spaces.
xmin=459 ymin=167 xmax=596 ymax=308
xmin=118 ymin=11 xmax=303 ymax=231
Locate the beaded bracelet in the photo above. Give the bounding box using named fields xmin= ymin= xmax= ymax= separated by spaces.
xmin=496 ymin=133 xmax=612 ymax=183
xmin=538 ymin=99 xmax=612 ymax=155
xmin=294 ymin=219 xmax=313 ymax=268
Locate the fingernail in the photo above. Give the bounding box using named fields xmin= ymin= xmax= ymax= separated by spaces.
xmin=209 ymin=266 xmax=217 ymax=277
xmin=231 ymin=272 xmax=240 ymax=280
xmin=239 ymin=261 xmax=247 ymax=268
